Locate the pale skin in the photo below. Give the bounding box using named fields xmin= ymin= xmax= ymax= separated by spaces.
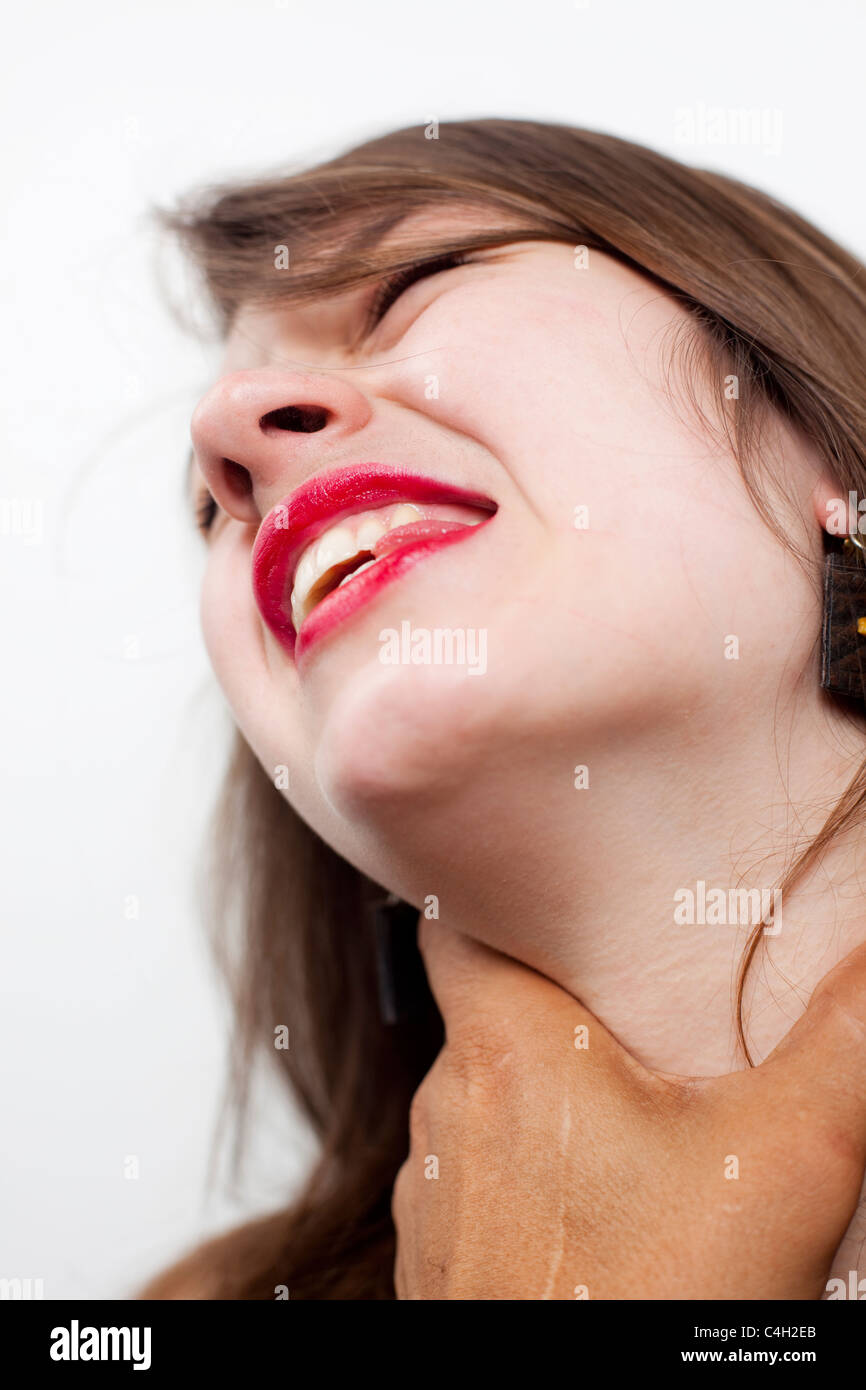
xmin=189 ymin=205 xmax=866 ymax=1297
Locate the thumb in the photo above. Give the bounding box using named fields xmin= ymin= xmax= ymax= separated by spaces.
xmin=418 ymin=917 xmax=650 ymax=1079
xmin=755 ymin=938 xmax=866 ymax=1159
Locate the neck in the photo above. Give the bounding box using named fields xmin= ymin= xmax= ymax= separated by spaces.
xmin=383 ymin=681 xmax=866 ymax=1289
xmin=406 ymin=693 xmax=866 ymax=1078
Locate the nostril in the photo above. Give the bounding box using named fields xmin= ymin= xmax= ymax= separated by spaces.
xmin=222 ymin=458 xmax=253 ymax=500
xmin=260 ymin=405 xmax=330 ymax=434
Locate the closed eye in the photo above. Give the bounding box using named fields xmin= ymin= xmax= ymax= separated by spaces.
xmin=361 ymin=251 xmax=472 ymax=337
xmin=195 ymin=489 xmax=218 ymax=534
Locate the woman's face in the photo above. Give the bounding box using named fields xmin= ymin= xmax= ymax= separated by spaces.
xmin=189 ymin=206 xmax=826 ymax=904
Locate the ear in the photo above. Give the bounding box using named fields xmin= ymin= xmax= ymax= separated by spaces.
xmin=811 ymin=474 xmax=853 ymax=539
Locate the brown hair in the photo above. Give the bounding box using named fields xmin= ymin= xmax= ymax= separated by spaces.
xmin=137 ymin=119 xmax=866 ymax=1300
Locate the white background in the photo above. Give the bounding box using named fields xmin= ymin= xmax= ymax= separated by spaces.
xmin=2 ymin=0 xmax=865 ymax=1298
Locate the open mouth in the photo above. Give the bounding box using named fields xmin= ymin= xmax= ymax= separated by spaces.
xmin=289 ymin=501 xmax=489 ymax=630
xmin=251 ymin=465 xmax=497 ymax=662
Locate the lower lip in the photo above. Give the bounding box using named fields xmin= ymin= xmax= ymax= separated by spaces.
xmin=294 ymin=523 xmax=487 ymax=664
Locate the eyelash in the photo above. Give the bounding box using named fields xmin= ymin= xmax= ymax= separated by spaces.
xmin=362 ymin=251 xmax=471 ymax=334
xmin=195 ymin=491 xmax=218 ymax=534
xmin=195 ymin=254 xmax=471 ymax=533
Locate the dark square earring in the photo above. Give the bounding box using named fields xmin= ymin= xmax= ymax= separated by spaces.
xmin=821 ymin=534 xmax=866 ymax=700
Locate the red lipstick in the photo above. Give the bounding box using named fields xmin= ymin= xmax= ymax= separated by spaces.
xmin=251 ymin=464 xmax=496 ymax=662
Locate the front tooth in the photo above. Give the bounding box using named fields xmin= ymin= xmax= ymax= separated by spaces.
xmin=388 ymin=503 xmax=423 ymax=529
xmin=290 ymin=503 xmax=429 ymax=630
xmin=312 ymin=523 xmax=357 ymax=576
xmin=355 ymin=515 xmax=389 ymax=551
xmin=291 ymin=522 xmax=372 ymax=629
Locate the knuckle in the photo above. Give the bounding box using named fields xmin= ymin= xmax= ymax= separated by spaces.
xmin=445 ymin=1018 xmax=519 ymax=1090
xmin=790 ymin=1109 xmax=864 ymax=1196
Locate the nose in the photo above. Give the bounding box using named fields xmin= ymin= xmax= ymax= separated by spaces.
xmin=190 ymin=368 xmax=374 ymax=524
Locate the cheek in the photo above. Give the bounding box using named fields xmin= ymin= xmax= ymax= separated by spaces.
xmin=198 ymin=532 xmax=371 ymax=857
xmin=200 ymin=534 xmax=256 ymax=697
xmin=446 ymin=298 xmax=820 ymax=707
xmin=199 ymin=532 xmax=297 ymax=767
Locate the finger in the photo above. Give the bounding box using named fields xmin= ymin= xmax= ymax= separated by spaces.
xmin=755 ymin=938 xmax=866 ymax=1157
xmin=417 ymin=917 xmax=530 ymax=1021
xmin=417 ymin=917 xmax=638 ymax=1073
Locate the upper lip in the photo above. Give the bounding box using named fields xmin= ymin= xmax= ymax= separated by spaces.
xmin=251 ymin=463 xmax=497 ymax=652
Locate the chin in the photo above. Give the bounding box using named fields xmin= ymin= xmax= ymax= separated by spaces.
xmin=313 ymin=656 xmax=505 ymax=823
